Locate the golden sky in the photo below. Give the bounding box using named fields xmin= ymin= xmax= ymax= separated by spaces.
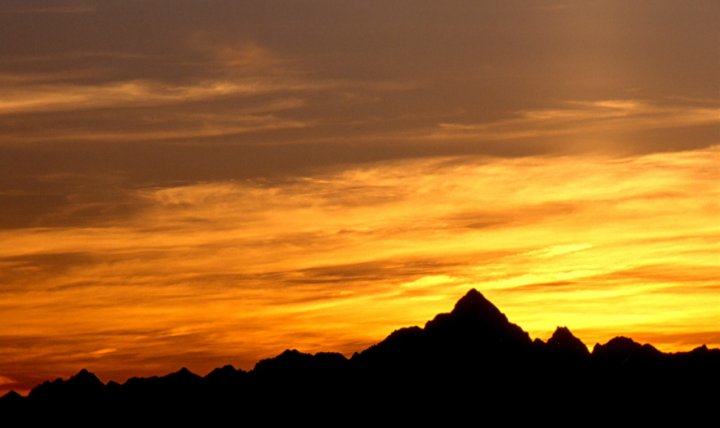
xmin=0 ymin=0 xmax=718 ymax=394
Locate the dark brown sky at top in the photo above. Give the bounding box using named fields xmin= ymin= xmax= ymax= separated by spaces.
xmin=0 ymin=0 xmax=717 ymax=229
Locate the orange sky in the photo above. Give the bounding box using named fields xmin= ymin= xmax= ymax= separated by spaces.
xmin=0 ymin=0 xmax=718 ymax=395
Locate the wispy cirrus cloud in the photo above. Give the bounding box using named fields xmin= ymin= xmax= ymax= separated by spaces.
xmin=0 ymin=78 xmax=324 ymax=115
xmin=428 ymin=99 xmax=720 ymax=148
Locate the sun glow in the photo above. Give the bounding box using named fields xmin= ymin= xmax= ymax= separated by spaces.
xmin=1 ymin=147 xmax=718 ymax=394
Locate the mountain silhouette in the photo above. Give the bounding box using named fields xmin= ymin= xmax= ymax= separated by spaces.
xmin=546 ymin=326 xmax=589 ymax=356
xmin=2 ymin=289 xmax=718 ymax=423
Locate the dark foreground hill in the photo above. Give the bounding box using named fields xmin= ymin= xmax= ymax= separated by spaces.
xmin=2 ymin=289 xmax=718 ymax=423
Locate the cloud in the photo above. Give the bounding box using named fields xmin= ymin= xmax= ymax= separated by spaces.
xmin=0 ymin=252 xmax=98 ymax=290
xmin=187 ymin=35 xmax=290 ymax=72
xmin=428 ymin=99 xmax=720 ymax=150
xmin=0 ymin=78 xmax=323 ymax=115
xmin=1 ymin=0 xmax=716 ymax=159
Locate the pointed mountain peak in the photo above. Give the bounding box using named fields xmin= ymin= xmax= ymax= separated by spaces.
xmin=169 ymin=367 xmax=200 ymax=379
xmin=0 ymin=390 xmax=23 ymax=401
xmin=163 ymin=367 xmax=203 ymax=385
xmin=691 ymin=344 xmax=709 ymax=354
xmin=75 ymin=368 xmax=92 ymax=376
xmin=547 ymin=326 xmax=589 ymax=356
xmin=69 ymin=368 xmax=103 ymax=386
xmin=422 ymin=289 xmax=531 ymax=347
xmin=549 ymin=326 xmax=582 ymax=344
xmin=451 ymin=288 xmax=504 ymax=320
xmin=550 ymin=326 xmax=574 ymax=339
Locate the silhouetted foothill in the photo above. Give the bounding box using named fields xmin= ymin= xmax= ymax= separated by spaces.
xmin=0 ymin=390 xmax=23 ymax=405
xmin=2 ymin=289 xmax=718 ymax=422
xmin=253 ymin=349 xmax=350 ymax=388
xmin=592 ymin=336 xmax=662 ymax=366
xmin=206 ymin=364 xmax=246 ymax=383
xmin=28 ymin=367 xmax=104 ymax=404
xmin=547 ymin=326 xmax=590 ymax=357
xmin=65 ymin=368 xmax=104 ymax=392
xmin=165 ymin=366 xmax=204 ymax=384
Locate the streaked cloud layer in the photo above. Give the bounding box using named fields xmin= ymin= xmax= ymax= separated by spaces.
xmin=2 ymin=148 xmax=718 ymax=393
xmin=0 ymin=0 xmax=718 ymax=394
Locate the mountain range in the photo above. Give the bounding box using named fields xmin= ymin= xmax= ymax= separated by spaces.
xmin=2 ymin=289 xmax=718 ymax=423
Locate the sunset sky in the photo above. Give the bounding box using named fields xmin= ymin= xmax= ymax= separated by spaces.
xmin=1 ymin=0 xmax=718 ymax=394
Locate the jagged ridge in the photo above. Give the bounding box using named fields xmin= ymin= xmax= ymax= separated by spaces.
xmin=2 ymin=289 xmax=718 ymax=422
